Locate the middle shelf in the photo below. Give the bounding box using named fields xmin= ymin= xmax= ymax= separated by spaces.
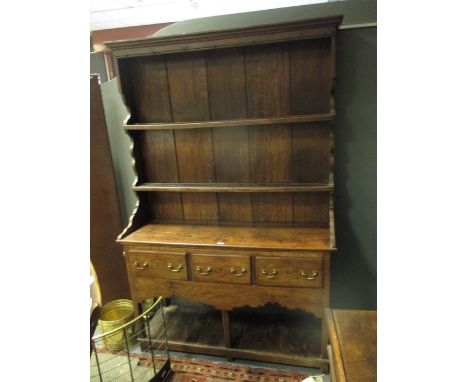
xmin=133 ymin=182 xmax=334 ymax=193
xmin=124 ymin=113 xmax=335 ymax=131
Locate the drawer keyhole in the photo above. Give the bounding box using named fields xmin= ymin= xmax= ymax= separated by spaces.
xmin=261 ymin=269 xmax=278 ymax=279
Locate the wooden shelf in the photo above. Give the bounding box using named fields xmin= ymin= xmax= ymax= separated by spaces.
xmin=118 ymin=222 xmax=334 ymax=251
xmin=124 ymin=113 xmax=335 ymax=131
xmin=133 ymin=182 xmax=334 ymax=193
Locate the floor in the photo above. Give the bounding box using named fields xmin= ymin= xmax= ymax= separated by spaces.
xmin=168 ymin=350 xmax=330 ymax=381
xmin=93 ymin=323 xmax=330 ymax=381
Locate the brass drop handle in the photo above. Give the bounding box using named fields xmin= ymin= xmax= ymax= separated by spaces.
xmin=196 ymin=266 xmax=212 ymax=276
xmin=167 ymin=263 xmax=183 ymax=272
xmin=229 ymin=267 xmax=247 ymax=277
xmin=300 ymin=270 xmax=319 ymax=280
xmin=261 ymin=269 xmax=278 ymax=279
xmin=134 ymin=261 xmax=148 ymax=270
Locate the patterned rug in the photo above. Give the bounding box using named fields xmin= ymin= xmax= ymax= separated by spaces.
xmin=167 ymin=356 xmax=311 ymax=382
xmin=92 ymin=349 xmax=314 ymax=381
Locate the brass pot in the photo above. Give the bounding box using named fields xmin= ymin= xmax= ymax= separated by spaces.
xmin=98 ymin=299 xmax=134 ymax=351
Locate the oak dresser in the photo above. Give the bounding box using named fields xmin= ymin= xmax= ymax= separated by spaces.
xmin=107 ymin=15 xmax=342 ymax=368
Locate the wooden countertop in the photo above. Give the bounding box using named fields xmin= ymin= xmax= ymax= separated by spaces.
xmin=118 ymin=222 xmax=335 ymax=251
xmin=325 ymin=309 xmax=376 ymax=382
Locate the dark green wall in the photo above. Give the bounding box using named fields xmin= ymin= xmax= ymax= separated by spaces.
xmin=155 ymin=0 xmax=376 ymax=36
xmin=90 ymin=53 xmax=137 ymax=223
xmin=100 ymin=79 xmax=137 ymax=224
xmin=333 ymin=27 xmax=377 ymax=310
xmin=90 ymin=52 xmax=108 ymax=83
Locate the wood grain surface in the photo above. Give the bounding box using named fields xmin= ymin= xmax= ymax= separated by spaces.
xmin=326 ymin=309 xmax=377 ymax=382
xmin=132 ymin=277 xmax=325 ymax=315
xmin=255 ymin=256 xmax=323 ymax=288
xmin=191 ymin=254 xmax=251 ymax=284
xmin=119 ymin=222 xmax=333 ymax=250
xmin=126 ymin=250 xmax=188 ymax=281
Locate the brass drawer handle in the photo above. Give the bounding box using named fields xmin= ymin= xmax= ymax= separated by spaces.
xmin=261 ymin=269 xmax=278 ymax=279
xmin=300 ymin=270 xmax=319 ymax=280
xmin=167 ymin=263 xmax=183 ymax=272
xmin=134 ymin=261 xmax=148 ymax=270
xmin=229 ymin=267 xmax=247 ymax=277
xmin=195 ymin=266 xmax=212 ymax=276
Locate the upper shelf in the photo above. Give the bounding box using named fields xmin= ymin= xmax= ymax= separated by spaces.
xmin=124 ymin=113 xmax=335 ymax=131
xmin=133 ymin=183 xmax=334 ymax=193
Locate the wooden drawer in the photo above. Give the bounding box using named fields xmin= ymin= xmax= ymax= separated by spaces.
xmin=255 ymin=257 xmax=323 ymax=288
xmin=127 ymin=250 xmax=188 ymax=281
xmin=191 ymin=254 xmax=251 ymax=284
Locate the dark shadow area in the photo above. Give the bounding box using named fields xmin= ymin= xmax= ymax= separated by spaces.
xmin=150 ymin=298 xmax=322 ymax=357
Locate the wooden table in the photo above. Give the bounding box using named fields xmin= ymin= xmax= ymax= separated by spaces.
xmin=325 ymin=309 xmax=376 ymax=382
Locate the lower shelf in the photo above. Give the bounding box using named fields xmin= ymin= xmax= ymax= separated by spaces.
xmin=142 ymin=303 xmax=328 ymax=369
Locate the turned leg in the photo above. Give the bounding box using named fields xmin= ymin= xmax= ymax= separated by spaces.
xmin=221 ymin=310 xmax=233 ymax=361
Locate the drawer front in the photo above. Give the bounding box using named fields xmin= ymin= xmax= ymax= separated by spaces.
xmin=191 ymin=254 xmax=251 ymax=285
xmin=127 ymin=251 xmax=187 ymax=281
xmin=255 ymin=257 xmax=323 ymax=288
